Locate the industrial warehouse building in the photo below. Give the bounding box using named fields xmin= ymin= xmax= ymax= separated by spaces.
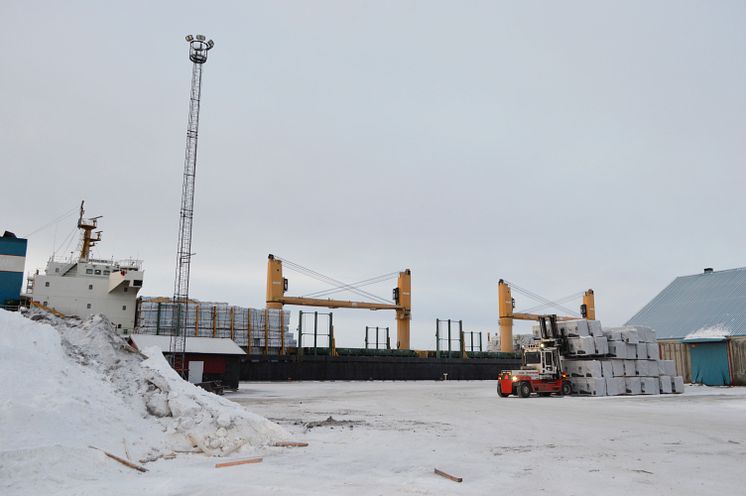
xmin=627 ymin=267 xmax=746 ymax=386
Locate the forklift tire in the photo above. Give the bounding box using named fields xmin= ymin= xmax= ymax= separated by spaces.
xmin=497 ymin=385 xmax=510 ymax=398
xmin=561 ymin=381 xmax=572 ymax=396
xmin=518 ymin=382 xmax=532 ymax=398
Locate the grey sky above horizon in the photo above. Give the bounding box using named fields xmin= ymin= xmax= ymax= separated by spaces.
xmin=3 ymin=1 xmax=745 ymax=348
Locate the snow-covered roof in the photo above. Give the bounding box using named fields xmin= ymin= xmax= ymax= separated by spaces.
xmin=129 ymin=334 xmax=246 ymax=355
xmin=626 ymin=267 xmax=746 ymax=339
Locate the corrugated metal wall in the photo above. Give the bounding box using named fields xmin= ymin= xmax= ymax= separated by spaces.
xmin=659 ymin=340 xmax=691 ymax=382
xmin=729 ymin=337 xmax=746 ymax=386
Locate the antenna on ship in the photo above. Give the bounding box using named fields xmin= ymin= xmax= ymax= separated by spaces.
xmin=169 ymin=35 xmax=214 ymax=376
xmin=77 ymin=200 xmax=102 ymax=261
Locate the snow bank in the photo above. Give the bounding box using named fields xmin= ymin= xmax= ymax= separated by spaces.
xmin=0 ymin=309 xmax=287 ymax=464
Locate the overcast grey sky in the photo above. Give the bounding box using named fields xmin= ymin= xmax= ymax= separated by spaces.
xmin=2 ymin=1 xmax=745 ymax=348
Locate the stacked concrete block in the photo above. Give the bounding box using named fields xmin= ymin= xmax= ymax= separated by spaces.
xmin=601 ymin=360 xmax=613 ymax=378
xmin=605 ymin=377 xmax=626 ymax=395
xmin=587 ymin=320 xmax=604 ymax=336
xmin=594 ymin=336 xmax=609 ymax=355
xmin=608 ymin=340 xmax=631 ymax=358
xmin=647 ymin=342 xmax=659 ymax=360
xmin=570 ymin=377 xmax=607 ymax=396
xmin=635 ymin=343 xmax=649 ymax=360
xmin=558 ymin=319 xmax=591 ymax=337
xmin=659 ymin=376 xmax=673 ymax=394
xmin=567 ymin=336 xmax=596 ymax=355
xmin=620 ymin=328 xmax=640 ymax=344
xmin=624 ymin=359 xmax=637 ymax=376
xmin=561 ymin=323 xmax=685 ymax=396
xmin=672 ymin=376 xmax=685 ymax=393
xmin=640 ymin=377 xmax=660 ymax=395
xmin=625 ymin=377 xmax=643 ymax=395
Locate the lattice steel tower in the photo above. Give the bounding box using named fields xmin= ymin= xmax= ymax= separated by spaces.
xmin=169 ymin=34 xmax=214 ymax=374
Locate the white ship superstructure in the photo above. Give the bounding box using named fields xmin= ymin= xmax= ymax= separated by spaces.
xmin=30 ymin=202 xmax=144 ymax=334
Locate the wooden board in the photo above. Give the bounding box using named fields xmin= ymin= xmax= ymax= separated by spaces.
xmin=214 ymin=457 xmax=263 ymax=468
xmin=434 ymin=468 xmax=462 ymax=483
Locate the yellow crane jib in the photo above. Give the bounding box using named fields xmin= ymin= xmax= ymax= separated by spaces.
xmin=265 ymin=255 xmax=413 ymax=349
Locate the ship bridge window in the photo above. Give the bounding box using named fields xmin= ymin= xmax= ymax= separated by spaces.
xmin=123 ymin=287 xmax=128 ymax=293
xmin=133 ymin=280 xmax=143 ymax=287
xmin=86 ymin=303 xmax=91 ymax=309
xmin=88 ymin=284 xmax=93 ymax=290
xmin=45 ymin=282 xmax=50 ymax=287
xmin=86 ymin=269 xmax=93 ymax=274
xmin=103 ymin=270 xmax=110 ymax=275
xmin=122 ymin=305 xmax=127 ymax=311
xmin=94 ymin=270 xmax=101 ymax=275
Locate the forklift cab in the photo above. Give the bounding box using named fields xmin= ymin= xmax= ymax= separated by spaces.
xmin=522 ymin=346 xmax=560 ymax=377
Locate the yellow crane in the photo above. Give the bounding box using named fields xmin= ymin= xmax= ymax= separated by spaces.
xmin=498 ymin=279 xmax=596 ymax=352
xmin=265 ymin=255 xmax=412 ymax=349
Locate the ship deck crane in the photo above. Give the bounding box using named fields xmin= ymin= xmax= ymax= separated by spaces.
xmin=498 ymin=279 xmax=596 ymax=352
xmin=265 ymin=255 xmax=412 ymax=349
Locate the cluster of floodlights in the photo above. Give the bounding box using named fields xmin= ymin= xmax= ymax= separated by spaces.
xmin=185 ymin=34 xmax=214 ymax=64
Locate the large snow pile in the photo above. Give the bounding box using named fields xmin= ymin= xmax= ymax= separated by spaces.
xmin=0 ymin=309 xmax=287 ymax=464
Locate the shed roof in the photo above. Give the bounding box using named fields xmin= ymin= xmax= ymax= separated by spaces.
xmin=129 ymin=334 xmax=246 ymax=355
xmin=626 ymin=267 xmax=746 ymax=339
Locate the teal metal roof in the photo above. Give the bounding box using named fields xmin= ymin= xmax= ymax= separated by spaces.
xmin=626 ymin=267 xmax=746 ymax=339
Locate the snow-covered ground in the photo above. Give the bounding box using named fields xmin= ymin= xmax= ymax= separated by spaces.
xmin=2 ymin=310 xmax=745 ymax=495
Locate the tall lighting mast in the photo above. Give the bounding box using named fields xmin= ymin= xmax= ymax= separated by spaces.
xmin=169 ymin=34 xmax=214 ymax=375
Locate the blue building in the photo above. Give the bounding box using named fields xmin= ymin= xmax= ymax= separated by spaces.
xmin=0 ymin=231 xmax=27 ymax=309
xmin=627 ymin=267 xmax=746 ymax=386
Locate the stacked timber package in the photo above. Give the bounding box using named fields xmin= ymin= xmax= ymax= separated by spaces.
xmin=135 ymin=297 xmax=296 ymax=353
xmin=534 ymin=320 xmax=685 ymax=396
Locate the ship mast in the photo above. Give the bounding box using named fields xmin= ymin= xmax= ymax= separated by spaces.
xmin=77 ymin=201 xmax=102 ymax=261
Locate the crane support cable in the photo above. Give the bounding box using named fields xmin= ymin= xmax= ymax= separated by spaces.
xmin=518 ymin=291 xmax=585 ymax=314
xmin=281 ymin=259 xmax=392 ymax=304
xmin=277 ymin=257 xmax=393 ymax=304
xmin=25 ymin=206 xmax=79 ymax=237
xmin=303 ymin=271 xmax=399 ymax=298
xmin=504 ymin=280 xmax=581 ymax=317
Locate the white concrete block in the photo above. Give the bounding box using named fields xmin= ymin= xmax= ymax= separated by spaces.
xmin=567 ymin=336 xmax=596 ymax=355
xmin=621 ymin=329 xmax=640 ymax=344
xmin=569 ymin=377 xmax=587 ymax=393
xmin=601 ymin=360 xmax=613 ymax=378
xmin=587 ymin=320 xmax=604 ymax=336
xmin=640 ymin=377 xmax=660 ymax=395
xmin=646 ymin=361 xmax=660 ymax=377
xmin=603 ymin=329 xmax=624 ymax=341
xmin=594 ymin=336 xmax=609 ymax=355
xmin=659 ymin=375 xmax=673 ymax=394
xmin=657 ymin=360 xmax=676 ymax=376
xmin=624 ymin=360 xmax=637 ymax=376
xmin=605 ymin=377 xmax=626 ymax=395
xmin=573 ymin=377 xmax=606 ymax=396
xmin=608 ymin=340 xmax=630 ymax=359
xmin=634 ymin=360 xmax=649 ymax=376
xmin=635 ymin=327 xmax=656 ymax=343
xmin=625 ymin=377 xmax=642 ymax=395
xmin=672 ymin=376 xmax=685 ymax=394
xmin=611 ymin=360 xmax=625 ymax=377
xmin=647 ymin=342 xmax=659 ymax=360
xmin=559 ymin=320 xmax=590 ymax=337
xmin=636 ymin=343 xmax=649 ymax=360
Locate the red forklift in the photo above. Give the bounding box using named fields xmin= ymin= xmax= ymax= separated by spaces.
xmin=497 ymin=315 xmax=573 ymax=398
